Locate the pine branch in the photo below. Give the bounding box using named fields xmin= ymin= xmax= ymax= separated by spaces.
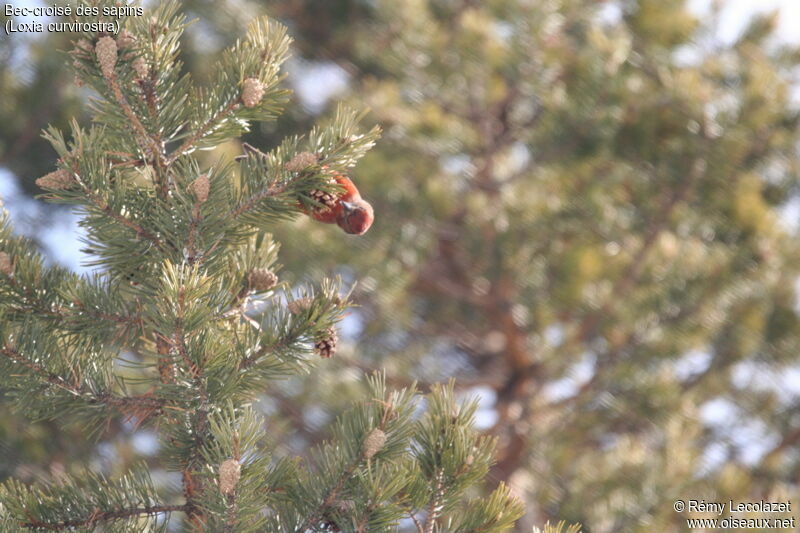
xmin=139 ymin=23 xmax=164 ymax=123
xmin=296 ymin=402 xmax=397 ymax=533
xmin=67 ymin=164 xmax=171 ymax=253
xmin=3 ymin=269 xmax=139 ymax=326
xmin=166 ymin=286 xmax=210 ymax=527
xmin=101 ymin=57 xmax=165 ymax=173
xmin=184 ymin=394 xmax=210 ymax=527
xmin=423 ymin=469 xmax=446 ymax=533
xmin=238 ymin=334 xmax=294 ymax=370
xmin=223 ymin=491 xmax=238 ymax=533
xmin=8 ymin=298 xmax=141 ymax=330
xmin=19 ymin=504 xmax=187 ymax=530
xmin=168 ymin=100 xmax=241 ymax=165
xmin=0 ymin=346 xmax=164 ymax=414
xmin=186 ymin=204 xmax=203 ymax=264
xmin=0 ymin=345 xmax=84 ymax=395
xmin=231 ymin=180 xmax=292 ymax=220
xmin=295 ymin=459 xmax=361 ymax=533
xmin=409 ymin=511 xmax=425 ymax=533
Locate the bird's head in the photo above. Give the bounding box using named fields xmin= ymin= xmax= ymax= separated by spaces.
xmin=336 ymin=200 xmax=374 ymax=235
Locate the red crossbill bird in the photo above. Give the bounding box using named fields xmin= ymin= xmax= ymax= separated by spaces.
xmin=240 ymin=144 xmax=374 ymax=235
xmin=306 ymin=173 xmax=374 ymax=236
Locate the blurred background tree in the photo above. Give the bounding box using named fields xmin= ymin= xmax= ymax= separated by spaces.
xmin=3 ymin=1 xmax=800 ymax=532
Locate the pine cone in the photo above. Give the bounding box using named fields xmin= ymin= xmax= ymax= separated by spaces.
xmin=35 ymin=169 xmax=74 ymax=190
xmin=157 ymin=357 xmax=176 ymax=383
xmin=362 ymin=428 xmax=387 ymax=459
xmin=241 ymin=77 xmax=265 ymax=108
xmin=132 ymin=57 xmax=149 ymax=80
xmin=95 ymin=36 xmax=118 ymax=78
xmin=248 ymin=268 xmax=278 ymax=292
xmin=315 ymin=327 xmax=338 ymax=359
xmin=287 ymin=297 xmax=313 ymax=315
xmin=0 ymin=252 xmax=12 ymax=276
xmin=308 ymin=185 xmax=338 ymax=212
xmin=219 ymin=459 xmax=241 ymax=495
xmin=189 ymin=174 xmax=210 ymax=203
xmin=285 ymin=151 xmax=318 ymax=172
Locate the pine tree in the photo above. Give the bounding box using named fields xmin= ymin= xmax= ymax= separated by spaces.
xmin=0 ymin=2 xmax=524 ymax=530
xmin=262 ymin=1 xmax=800 ymax=531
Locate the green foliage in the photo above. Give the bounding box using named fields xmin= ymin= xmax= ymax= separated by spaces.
xmin=533 ymin=523 xmax=582 ymax=533
xmin=0 ymin=1 xmax=518 ymax=531
xmin=0 ymin=465 xmax=168 ymax=532
xmin=273 ymin=376 xmax=523 ymax=532
xmin=263 ymin=0 xmax=800 ymax=531
xmin=7 ymin=0 xmax=800 ymax=531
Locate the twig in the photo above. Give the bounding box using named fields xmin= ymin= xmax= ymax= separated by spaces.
xmin=294 ymin=458 xmax=360 ymax=532
xmin=168 ymin=99 xmax=241 ymax=165
xmin=19 ymin=504 xmax=187 ymax=530
xmin=223 ymin=492 xmax=238 ymax=533
xmin=77 ymin=180 xmax=170 ymax=253
xmin=409 ymin=511 xmax=425 ymax=533
xmin=230 ymin=181 xmax=291 ymax=220
xmin=186 ymin=204 xmax=202 ymax=264
xmin=295 ymin=402 xmax=395 ymax=532
xmin=4 ymin=273 xmax=142 ymax=330
xmin=104 ymin=72 xmax=153 ymax=151
xmin=1 ymin=345 xmax=164 ymax=413
xmin=423 ymin=469 xmax=446 ymax=533
xmin=238 ymin=333 xmax=294 ymax=370
xmin=103 ymin=68 xmax=164 ymax=175
xmin=168 ymin=286 xmax=209 ymax=528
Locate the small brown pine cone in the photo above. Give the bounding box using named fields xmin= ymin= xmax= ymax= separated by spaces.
xmin=157 ymin=357 xmax=176 ymax=384
xmin=287 ymin=297 xmax=313 ymax=315
xmin=315 ymin=327 xmax=338 ymax=359
xmin=285 ymin=152 xmax=319 ymax=172
xmin=116 ymin=29 xmax=137 ymax=49
xmin=95 ymin=36 xmax=118 ymax=78
xmin=0 ymin=252 xmax=12 ymax=276
xmin=241 ymin=77 xmax=265 ymax=108
xmin=132 ymin=57 xmax=149 ymax=80
xmin=36 ymin=169 xmax=74 ymax=190
xmin=189 ymin=174 xmax=210 ymax=203
xmin=219 ymin=459 xmax=241 ymax=495
xmin=248 ymin=268 xmax=278 ymax=292
xmin=308 ymin=185 xmax=338 ymax=212
xmin=362 ymin=428 xmax=387 ymax=459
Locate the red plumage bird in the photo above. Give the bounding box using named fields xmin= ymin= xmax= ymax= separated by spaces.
xmin=306 ymin=173 xmax=374 ymax=235
xmin=240 ymin=144 xmax=374 ymax=235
